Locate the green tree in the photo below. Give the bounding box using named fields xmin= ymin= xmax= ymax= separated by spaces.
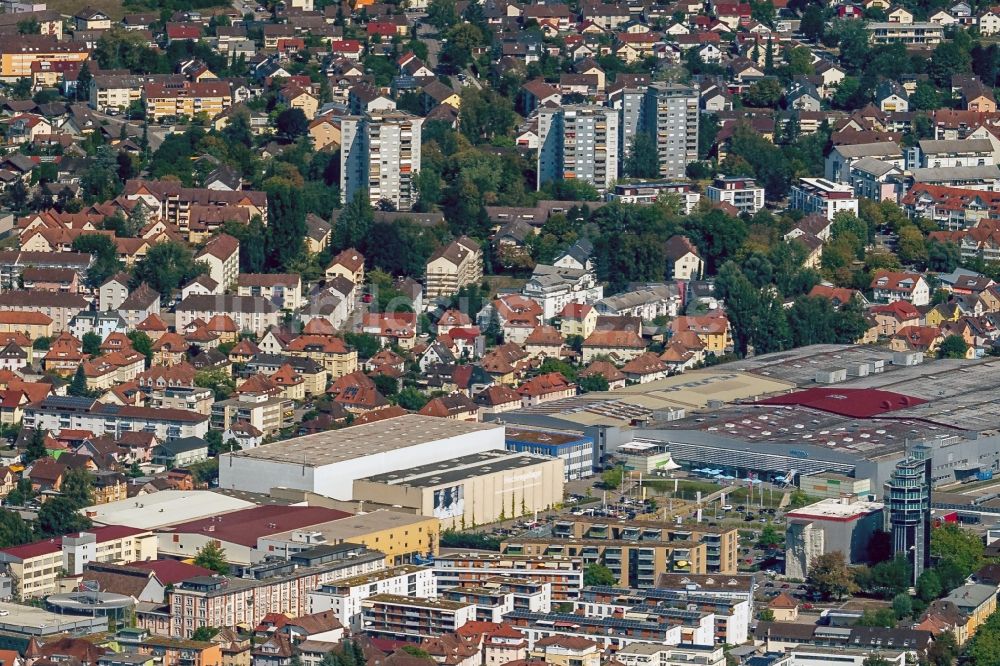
xmin=5 ymin=478 xmax=33 ymax=507
xmin=75 ymin=62 xmax=92 ymax=102
xmin=72 ymin=233 xmax=122 ymax=289
xmin=938 ymin=335 xmax=969 ymax=359
xmin=928 ymin=239 xmax=961 ymax=272
xmin=927 ymin=630 xmax=958 ymax=666
xmin=265 ymin=184 xmax=307 ymax=271
xmin=862 ymin=655 xmax=891 ymax=666
xmin=333 ymin=189 xmax=374 ymax=252
xmin=132 ymin=241 xmax=207 ymax=299
xmin=916 ymin=569 xmax=942 ymax=602
xmin=744 ymin=78 xmax=783 ymax=107
xmin=601 ymin=467 xmax=624 ymax=489
xmin=910 ymin=82 xmax=940 ymax=110
xmin=459 ymin=87 xmax=516 ymax=145
xmin=127 ymin=331 xmax=153 ymax=364
xmin=855 ymin=608 xmax=897 ymax=628
xmin=24 ymin=428 xmax=47 ymax=462
xmin=372 ymin=375 xmax=399 ymax=398
xmin=624 ymin=132 xmax=660 ymax=178
xmin=801 ymin=5 xmax=825 ymax=41
xmin=194 ymin=541 xmax=229 ymax=574
xmin=400 ymin=647 xmax=431 ymax=659
xmin=928 ymin=39 xmax=971 ymax=86
xmin=68 ymin=365 xmax=89 ymax=397
xmin=891 ymin=593 xmax=913 ymax=619
xmin=396 ymin=387 xmax=429 ymax=411
xmin=427 ymin=0 xmax=458 ymax=29
xmin=867 ymin=555 xmax=912 ymax=599
xmin=583 ymin=563 xmax=617 ymax=586
xmin=60 ymin=468 xmax=94 ymax=508
xmin=195 ymin=368 xmax=237 ymax=401
xmin=0 ymin=509 xmax=33 ymax=547
xmin=36 ymin=496 xmax=92 ymax=537
xmin=897 ymin=226 xmax=928 ymax=266
xmin=276 ymin=108 xmax=308 ymax=138
xmin=757 ymin=524 xmax=782 ymax=549
xmin=82 ymin=332 xmax=102 ymax=357
xmin=931 ymin=522 xmax=984 ymax=576
xmin=579 ymin=375 xmax=610 ymax=393
xmin=807 ymin=551 xmax=858 ymax=600
xmin=343 ymin=332 xmax=380 ymax=359
xmin=191 ymin=627 xmax=219 ymax=642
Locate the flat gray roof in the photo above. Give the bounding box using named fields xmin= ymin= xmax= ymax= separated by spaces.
xmin=360 ymin=450 xmax=556 ymax=488
xmin=226 ymin=415 xmax=502 ymax=466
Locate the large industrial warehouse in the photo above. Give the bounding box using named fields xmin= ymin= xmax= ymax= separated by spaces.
xmin=353 ymin=450 xmax=564 ymax=529
xmin=631 ymin=347 xmax=1000 ymax=489
xmin=218 ymin=414 xmax=505 ymax=499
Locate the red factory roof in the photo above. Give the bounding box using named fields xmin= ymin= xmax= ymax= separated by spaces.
xmin=0 ymin=525 xmax=148 ymax=561
xmin=163 ymin=505 xmax=351 ymax=547
xmin=756 ymin=387 xmax=925 ymax=418
xmin=126 ymin=559 xmax=214 ymax=585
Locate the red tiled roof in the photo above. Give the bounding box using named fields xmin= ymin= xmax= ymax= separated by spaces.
xmin=127 ymin=559 xmax=214 ymax=585
xmin=0 ymin=525 xmax=147 ymax=561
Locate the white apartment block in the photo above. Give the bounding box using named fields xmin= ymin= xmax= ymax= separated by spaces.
xmin=340 ymin=111 xmax=423 ymax=211
xmin=89 ymin=75 xmax=143 ymax=112
xmin=308 ymin=565 xmax=435 ymax=632
xmin=618 ymin=643 xmax=726 ymax=666
xmin=425 ymin=236 xmax=484 ymax=301
xmin=705 ymin=175 xmax=765 ymax=214
xmin=789 ymin=177 xmax=859 ymax=221
xmin=868 ymin=21 xmax=944 ymax=45
xmin=918 ymin=138 xmax=995 ymax=168
xmin=537 ymin=105 xmax=619 ymax=192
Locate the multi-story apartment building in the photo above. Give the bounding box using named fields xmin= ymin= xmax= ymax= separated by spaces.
xmin=537 ymin=105 xmax=620 ymax=192
xmin=0 ymin=290 xmax=88 ymax=332
xmin=505 ymin=606 xmax=715 ymax=649
xmin=918 ymin=138 xmax=994 ymax=168
xmin=236 ymin=274 xmax=303 ymax=311
xmin=114 ymin=629 xmax=223 ymax=666
xmin=167 ymin=546 xmax=385 ymax=638
xmin=361 ymin=594 xmax=476 ymax=640
xmin=789 ymin=177 xmax=859 ymax=220
xmin=144 ymin=81 xmax=234 ymax=122
xmin=441 ymin=586 xmax=515 ymax=623
xmin=308 ymin=565 xmax=435 ymax=632
xmin=501 ymin=517 xmax=738 ymax=587
xmin=705 ymin=175 xmax=765 ymax=214
xmin=617 ymin=644 xmax=726 ymax=666
xmin=431 ymin=553 xmax=584 ymax=601
xmin=0 ymin=526 xmax=157 ymax=598
xmin=175 ymin=295 xmax=280 ymax=336
xmin=447 ymin=576 xmax=552 ymax=614
xmin=0 ymin=36 xmax=89 ymax=80
xmin=616 ymin=88 xmax=645 ymax=167
xmin=124 ymin=180 xmax=268 ymax=233
xmin=607 ymin=181 xmax=701 ymax=213
xmin=643 ymin=83 xmax=699 ymax=179
xmin=23 ymin=395 xmax=210 ymax=440
xmin=868 ymin=21 xmax=944 ymax=45
xmin=90 ymin=74 xmax=144 ymax=112
xmin=0 ymin=251 xmax=91 ymax=292
xmin=579 ymin=586 xmax=751 ymax=646
xmin=340 ymin=111 xmax=422 ymax=211
xmin=425 ymin=236 xmax=484 ymax=301
xmin=211 ymin=393 xmax=294 ymax=437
